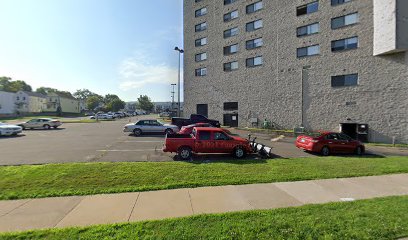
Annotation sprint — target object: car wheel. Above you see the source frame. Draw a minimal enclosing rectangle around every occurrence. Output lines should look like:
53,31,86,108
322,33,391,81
233,147,246,159
43,124,51,130
321,146,330,156
133,129,142,136
178,147,192,160
53,126,58,129
165,128,173,135
356,146,364,156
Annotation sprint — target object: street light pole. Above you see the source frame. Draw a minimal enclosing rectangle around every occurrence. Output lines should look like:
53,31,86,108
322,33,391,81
171,83,176,111
174,47,184,117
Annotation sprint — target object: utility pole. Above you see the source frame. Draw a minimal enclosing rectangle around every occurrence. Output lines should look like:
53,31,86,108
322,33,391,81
174,47,184,117
171,83,176,111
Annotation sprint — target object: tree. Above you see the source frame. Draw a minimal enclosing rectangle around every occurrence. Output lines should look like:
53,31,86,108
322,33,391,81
0,77,32,92
73,89,96,100
106,99,126,112
137,95,154,112
103,94,120,104
86,95,103,111
36,87,73,98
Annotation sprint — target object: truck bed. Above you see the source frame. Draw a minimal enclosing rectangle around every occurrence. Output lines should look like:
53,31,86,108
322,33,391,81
166,133,191,139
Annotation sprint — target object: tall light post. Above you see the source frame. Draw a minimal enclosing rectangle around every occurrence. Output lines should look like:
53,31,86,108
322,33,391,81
174,46,184,117
171,83,176,111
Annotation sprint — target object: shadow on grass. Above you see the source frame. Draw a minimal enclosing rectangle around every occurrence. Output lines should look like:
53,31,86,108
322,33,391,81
304,150,386,158
172,153,277,164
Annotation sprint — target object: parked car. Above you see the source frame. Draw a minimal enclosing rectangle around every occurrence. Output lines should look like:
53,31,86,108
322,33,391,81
159,112,171,118
163,127,252,160
171,114,221,128
113,112,122,118
90,114,113,120
0,122,23,136
295,132,365,156
123,119,179,136
17,118,62,130
179,123,214,135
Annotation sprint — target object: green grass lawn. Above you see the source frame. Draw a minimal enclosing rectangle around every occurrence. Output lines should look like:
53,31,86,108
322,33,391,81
367,143,408,148
1,196,407,239
0,156,407,200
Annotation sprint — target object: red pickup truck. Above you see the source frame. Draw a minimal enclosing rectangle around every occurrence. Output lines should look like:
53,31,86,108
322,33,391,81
163,127,253,160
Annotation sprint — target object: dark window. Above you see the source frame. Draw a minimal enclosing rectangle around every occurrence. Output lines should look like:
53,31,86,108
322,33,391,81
246,1,262,14
195,0,203,2
325,133,339,140
195,7,207,17
195,37,207,47
297,45,320,57
195,22,207,32
224,44,238,55
224,0,237,5
198,131,211,140
331,0,352,6
214,132,229,140
331,74,358,87
224,10,238,22
136,120,146,125
223,61,238,72
191,115,206,121
195,68,207,76
297,1,318,16
297,23,319,37
224,102,238,111
224,27,239,38
331,37,358,51
195,52,207,62
246,56,263,67
246,38,263,49
246,19,262,32
338,133,352,140
331,13,358,29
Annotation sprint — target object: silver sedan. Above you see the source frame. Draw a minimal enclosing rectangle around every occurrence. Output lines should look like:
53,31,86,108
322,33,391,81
123,119,179,136
18,118,62,130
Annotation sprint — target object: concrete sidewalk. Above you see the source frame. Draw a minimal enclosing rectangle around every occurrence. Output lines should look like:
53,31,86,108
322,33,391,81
1,174,407,233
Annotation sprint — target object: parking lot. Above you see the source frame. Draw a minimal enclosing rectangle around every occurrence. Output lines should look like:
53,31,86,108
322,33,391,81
0,116,407,166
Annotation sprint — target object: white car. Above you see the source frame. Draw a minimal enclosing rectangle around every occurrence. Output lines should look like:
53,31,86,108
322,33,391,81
0,122,23,136
90,114,113,120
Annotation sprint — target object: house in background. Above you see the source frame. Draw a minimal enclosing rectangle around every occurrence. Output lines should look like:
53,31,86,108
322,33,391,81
15,91,46,114
43,92,80,114
0,91,16,116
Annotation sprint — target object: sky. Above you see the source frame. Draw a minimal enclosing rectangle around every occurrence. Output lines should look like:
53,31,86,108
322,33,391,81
0,0,184,102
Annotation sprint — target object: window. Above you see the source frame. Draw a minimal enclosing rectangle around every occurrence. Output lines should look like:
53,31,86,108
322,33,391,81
331,74,358,87
246,56,262,67
331,0,352,6
16,97,20,101
195,52,207,62
195,7,207,17
224,27,239,38
224,44,238,55
195,37,207,47
297,45,320,57
195,0,203,2
246,1,262,14
224,0,237,5
195,22,207,32
331,37,358,51
246,38,263,49
331,13,358,29
224,10,238,22
224,102,238,111
297,23,319,37
297,1,318,16
198,131,211,140
224,61,238,72
195,68,207,76
214,132,229,140
246,19,262,32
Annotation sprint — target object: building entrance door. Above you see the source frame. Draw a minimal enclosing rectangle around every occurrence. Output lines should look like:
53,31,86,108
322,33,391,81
223,114,238,127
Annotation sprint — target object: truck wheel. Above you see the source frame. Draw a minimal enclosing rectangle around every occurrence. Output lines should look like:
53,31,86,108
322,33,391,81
233,147,246,159
178,147,192,160
133,129,142,136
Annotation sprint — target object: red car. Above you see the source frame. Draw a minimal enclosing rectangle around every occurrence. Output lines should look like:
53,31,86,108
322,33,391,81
163,127,253,160
179,123,213,135
295,132,365,156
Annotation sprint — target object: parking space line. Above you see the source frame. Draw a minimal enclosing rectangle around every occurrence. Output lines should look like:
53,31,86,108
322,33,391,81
123,141,164,143
97,149,158,152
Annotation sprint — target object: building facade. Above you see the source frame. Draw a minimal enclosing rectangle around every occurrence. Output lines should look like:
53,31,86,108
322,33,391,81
184,0,408,143
0,91,16,116
15,91,47,114
43,92,80,114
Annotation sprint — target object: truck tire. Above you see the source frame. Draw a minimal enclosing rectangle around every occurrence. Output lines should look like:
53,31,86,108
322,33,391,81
233,146,246,159
178,147,192,161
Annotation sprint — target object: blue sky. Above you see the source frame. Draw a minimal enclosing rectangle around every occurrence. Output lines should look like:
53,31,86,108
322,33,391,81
0,0,183,102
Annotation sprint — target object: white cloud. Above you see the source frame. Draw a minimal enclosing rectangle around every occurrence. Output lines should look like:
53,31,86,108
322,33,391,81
118,52,182,90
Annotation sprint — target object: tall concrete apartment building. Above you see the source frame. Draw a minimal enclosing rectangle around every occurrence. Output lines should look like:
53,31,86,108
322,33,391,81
183,0,408,143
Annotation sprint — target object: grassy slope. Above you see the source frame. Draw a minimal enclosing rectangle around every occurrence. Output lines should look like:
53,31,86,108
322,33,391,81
1,196,407,239
0,156,407,200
